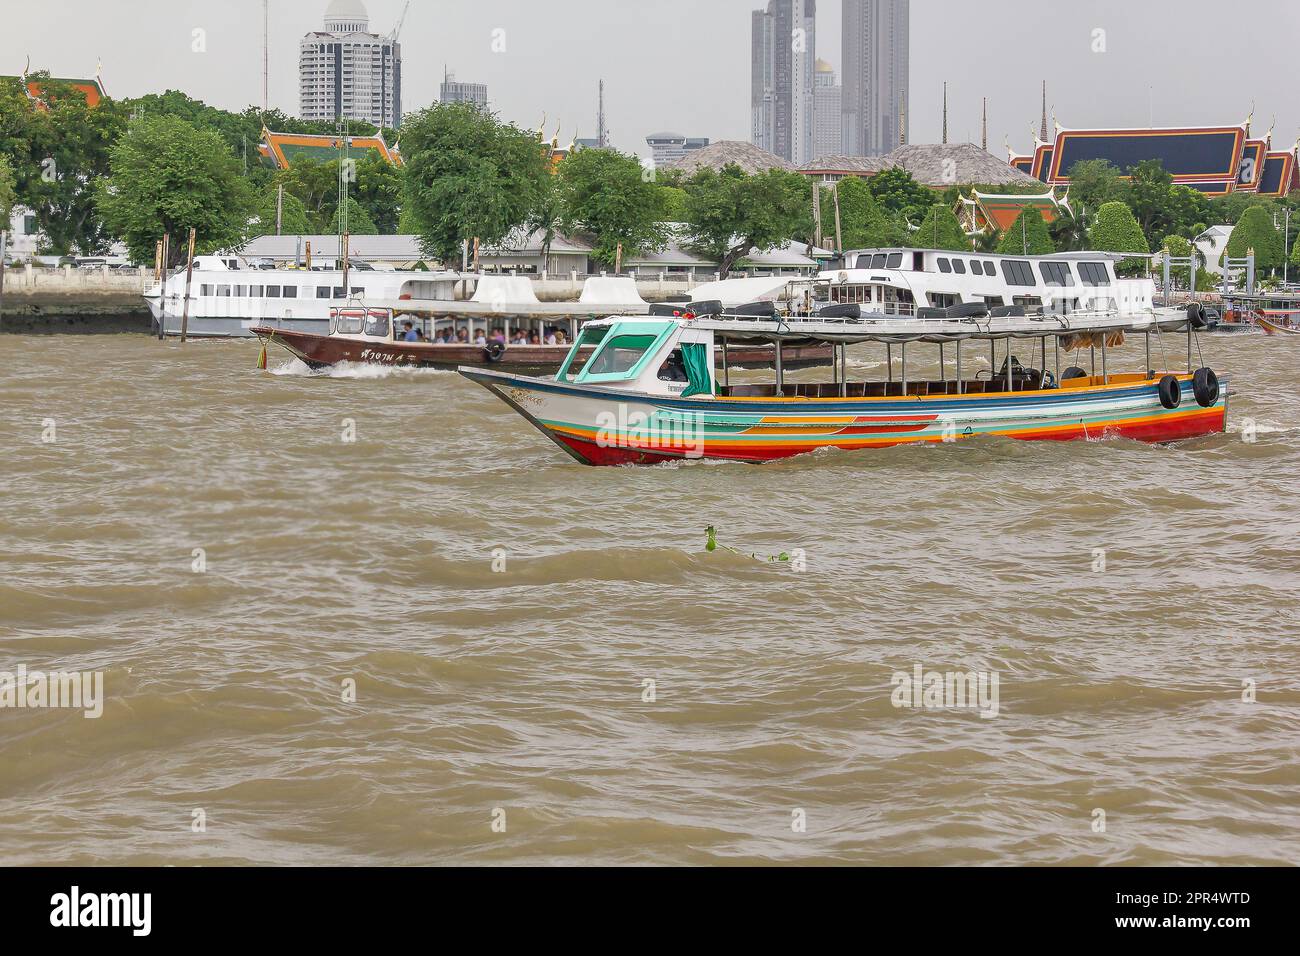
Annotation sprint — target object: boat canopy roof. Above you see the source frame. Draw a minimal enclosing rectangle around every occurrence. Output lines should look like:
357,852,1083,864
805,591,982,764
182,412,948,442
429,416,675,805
689,309,1194,345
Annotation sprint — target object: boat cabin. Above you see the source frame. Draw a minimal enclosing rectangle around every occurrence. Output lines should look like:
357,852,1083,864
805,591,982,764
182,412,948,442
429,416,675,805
818,248,1154,318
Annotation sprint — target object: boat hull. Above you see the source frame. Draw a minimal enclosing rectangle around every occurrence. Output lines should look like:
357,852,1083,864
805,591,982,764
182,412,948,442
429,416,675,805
254,327,832,372
1258,317,1300,336
459,368,1229,466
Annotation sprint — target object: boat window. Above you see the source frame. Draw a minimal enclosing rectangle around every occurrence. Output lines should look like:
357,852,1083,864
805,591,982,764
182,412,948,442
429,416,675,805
1013,296,1043,313
587,334,659,376
557,325,610,380
201,284,214,295
981,295,1007,306
953,260,967,275
334,312,365,334
233,285,247,297
364,312,390,337
317,286,332,299
1001,260,1036,286
1078,262,1110,286
983,261,997,273
334,287,345,298
970,261,983,275
887,253,903,269
657,349,689,383
351,287,364,296
929,292,960,308
266,286,281,298
937,258,952,274
1039,262,1076,287
870,253,887,268
250,285,264,297
282,285,297,298
216,285,231,297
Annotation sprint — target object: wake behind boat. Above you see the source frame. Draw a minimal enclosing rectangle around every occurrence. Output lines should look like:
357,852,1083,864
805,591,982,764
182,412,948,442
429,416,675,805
459,249,1228,466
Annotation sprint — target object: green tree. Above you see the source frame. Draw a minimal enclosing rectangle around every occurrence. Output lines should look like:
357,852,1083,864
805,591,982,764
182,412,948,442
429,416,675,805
273,157,339,231
868,165,935,222
834,176,900,249
1225,205,1284,273
401,102,551,263
331,196,378,235
656,184,689,223
96,115,254,266
997,207,1056,255
1048,205,1089,251
1064,159,1124,216
683,165,811,277
350,152,402,234
1124,161,1211,245
0,155,15,225
252,188,312,236
912,203,970,251
558,147,667,268
2,73,128,254
1089,201,1149,275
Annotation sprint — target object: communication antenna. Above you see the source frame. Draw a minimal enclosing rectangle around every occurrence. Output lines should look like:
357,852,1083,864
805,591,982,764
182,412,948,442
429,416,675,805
597,80,608,149
262,0,269,116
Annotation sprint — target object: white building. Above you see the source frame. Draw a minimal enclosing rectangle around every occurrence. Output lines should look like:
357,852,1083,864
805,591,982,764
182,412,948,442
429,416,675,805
645,133,711,168
842,0,910,156
5,207,43,258
813,59,842,161
299,0,402,130
440,70,488,109
1194,225,1234,276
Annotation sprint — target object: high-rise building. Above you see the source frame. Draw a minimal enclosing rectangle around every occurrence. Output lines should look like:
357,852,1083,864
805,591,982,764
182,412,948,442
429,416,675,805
813,59,842,161
440,70,488,109
299,0,402,129
751,0,817,164
646,133,711,168
842,0,909,156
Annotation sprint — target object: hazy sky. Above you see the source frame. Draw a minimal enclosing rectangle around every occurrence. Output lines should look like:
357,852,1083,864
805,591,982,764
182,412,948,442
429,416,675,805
4,0,1297,159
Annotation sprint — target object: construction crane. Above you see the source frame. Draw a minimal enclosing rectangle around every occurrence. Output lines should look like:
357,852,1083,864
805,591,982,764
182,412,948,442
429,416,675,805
390,0,411,44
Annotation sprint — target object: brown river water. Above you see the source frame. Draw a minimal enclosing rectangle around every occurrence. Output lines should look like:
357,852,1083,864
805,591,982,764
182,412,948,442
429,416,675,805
1,331,1298,866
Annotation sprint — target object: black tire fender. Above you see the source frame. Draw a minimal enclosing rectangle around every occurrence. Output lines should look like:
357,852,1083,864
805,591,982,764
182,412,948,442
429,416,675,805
1158,374,1182,409
1192,367,1219,407
484,342,506,363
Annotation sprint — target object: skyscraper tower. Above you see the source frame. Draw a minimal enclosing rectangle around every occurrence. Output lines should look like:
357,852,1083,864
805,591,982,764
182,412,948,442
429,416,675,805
841,0,910,157
751,0,817,164
1040,81,1049,142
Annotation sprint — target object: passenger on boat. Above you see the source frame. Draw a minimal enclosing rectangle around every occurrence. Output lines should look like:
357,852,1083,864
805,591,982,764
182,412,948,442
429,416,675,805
474,329,488,346
528,331,541,345
402,321,419,342
543,328,558,345
455,329,470,344
510,330,528,345
489,327,507,345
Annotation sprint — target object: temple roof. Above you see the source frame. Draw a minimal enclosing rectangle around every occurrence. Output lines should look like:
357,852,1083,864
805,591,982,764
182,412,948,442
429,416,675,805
957,189,1069,235
259,128,402,170
3,74,107,109
667,141,794,175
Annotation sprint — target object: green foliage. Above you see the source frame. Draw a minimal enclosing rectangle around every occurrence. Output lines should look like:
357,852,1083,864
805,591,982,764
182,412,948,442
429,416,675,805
401,102,551,263
558,147,667,267
834,176,901,249
682,165,811,277
1210,191,1279,226
331,196,377,236
1048,206,1088,251
1123,161,1211,245
273,157,338,230
350,152,403,234
1089,201,1149,275
996,208,1055,256
1063,159,1124,214
0,154,15,224
1160,234,1204,289
655,184,689,223
912,204,970,251
868,165,935,222
253,188,312,235
1226,205,1284,273
96,115,254,266
0,72,129,254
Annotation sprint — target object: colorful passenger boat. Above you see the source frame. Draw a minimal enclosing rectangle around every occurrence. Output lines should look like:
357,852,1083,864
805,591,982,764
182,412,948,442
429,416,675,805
459,250,1228,466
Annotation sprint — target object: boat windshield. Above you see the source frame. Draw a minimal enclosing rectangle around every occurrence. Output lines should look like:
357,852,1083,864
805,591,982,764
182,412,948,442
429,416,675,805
334,311,365,335
364,311,391,338
557,325,610,381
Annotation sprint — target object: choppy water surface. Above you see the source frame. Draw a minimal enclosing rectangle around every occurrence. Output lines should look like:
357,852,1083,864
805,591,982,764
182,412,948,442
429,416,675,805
1,331,1297,865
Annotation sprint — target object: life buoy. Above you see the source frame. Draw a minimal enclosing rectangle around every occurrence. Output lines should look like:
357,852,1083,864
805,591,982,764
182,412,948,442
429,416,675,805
1187,303,1208,330
1158,375,1182,409
484,342,506,363
1192,367,1219,407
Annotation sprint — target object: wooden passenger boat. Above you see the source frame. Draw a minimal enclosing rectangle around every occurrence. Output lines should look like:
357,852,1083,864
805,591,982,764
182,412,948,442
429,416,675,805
1256,312,1300,335
252,307,830,373
458,250,1228,466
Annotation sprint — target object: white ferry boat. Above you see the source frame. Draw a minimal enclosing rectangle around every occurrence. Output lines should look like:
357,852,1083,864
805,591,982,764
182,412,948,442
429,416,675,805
143,255,461,338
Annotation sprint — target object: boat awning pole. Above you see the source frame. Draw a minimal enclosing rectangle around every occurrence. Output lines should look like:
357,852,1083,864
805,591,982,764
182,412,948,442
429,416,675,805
1040,336,1047,388
722,340,729,389
775,339,784,394
939,342,946,393
956,339,963,395
1090,345,1096,377
1006,341,1013,393
1054,335,1060,384
1101,332,1108,385
1145,331,1151,374
901,342,908,394
886,343,893,382
1186,322,1193,372
839,344,847,397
